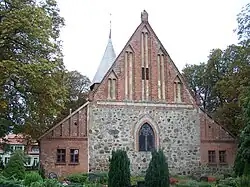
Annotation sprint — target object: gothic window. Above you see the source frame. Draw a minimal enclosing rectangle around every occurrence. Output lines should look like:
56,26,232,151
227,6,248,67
139,123,155,151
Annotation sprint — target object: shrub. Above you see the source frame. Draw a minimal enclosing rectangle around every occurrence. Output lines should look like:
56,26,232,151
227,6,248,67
3,150,26,180
38,164,46,179
43,179,62,187
130,176,144,185
30,181,44,187
108,149,130,187
24,171,43,186
0,175,23,187
145,149,170,187
66,173,88,184
217,177,239,187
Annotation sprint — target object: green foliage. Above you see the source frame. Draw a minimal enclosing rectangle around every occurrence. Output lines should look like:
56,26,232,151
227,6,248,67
145,149,170,187
234,88,250,176
38,164,46,179
217,177,239,187
42,179,62,187
3,150,26,180
176,180,212,187
30,181,45,187
0,0,67,139
66,173,88,184
108,149,131,187
0,175,23,187
182,3,250,137
24,171,43,186
130,176,144,185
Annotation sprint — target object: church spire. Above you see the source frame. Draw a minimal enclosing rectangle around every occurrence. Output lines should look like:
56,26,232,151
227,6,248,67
90,14,116,86
109,13,112,39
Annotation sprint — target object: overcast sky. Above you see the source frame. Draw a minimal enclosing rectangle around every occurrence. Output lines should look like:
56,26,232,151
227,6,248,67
57,0,248,81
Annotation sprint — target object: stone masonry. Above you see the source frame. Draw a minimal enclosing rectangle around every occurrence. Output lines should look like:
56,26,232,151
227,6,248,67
89,102,200,175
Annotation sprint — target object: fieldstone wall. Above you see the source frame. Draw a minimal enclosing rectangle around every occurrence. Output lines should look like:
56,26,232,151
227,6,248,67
88,103,200,175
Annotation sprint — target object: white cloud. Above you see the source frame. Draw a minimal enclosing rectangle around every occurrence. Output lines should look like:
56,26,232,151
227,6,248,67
57,0,248,80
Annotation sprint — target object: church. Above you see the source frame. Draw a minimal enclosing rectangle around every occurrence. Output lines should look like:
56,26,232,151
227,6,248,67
38,10,237,177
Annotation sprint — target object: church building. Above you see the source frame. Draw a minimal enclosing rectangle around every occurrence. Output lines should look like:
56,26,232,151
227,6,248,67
38,11,237,177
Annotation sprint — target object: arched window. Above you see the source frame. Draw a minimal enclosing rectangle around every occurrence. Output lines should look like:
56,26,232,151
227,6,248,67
139,123,155,151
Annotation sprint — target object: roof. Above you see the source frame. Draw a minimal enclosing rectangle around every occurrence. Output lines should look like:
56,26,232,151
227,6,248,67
0,134,24,145
91,32,116,86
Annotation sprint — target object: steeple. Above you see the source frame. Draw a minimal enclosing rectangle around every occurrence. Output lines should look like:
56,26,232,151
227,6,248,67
91,16,116,86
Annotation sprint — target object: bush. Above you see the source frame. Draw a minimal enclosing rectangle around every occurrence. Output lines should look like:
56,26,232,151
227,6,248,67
3,150,26,180
0,175,23,187
108,150,130,187
43,179,62,187
30,181,44,187
145,149,170,187
217,177,239,187
24,171,43,186
66,173,88,184
130,176,144,185
38,164,46,179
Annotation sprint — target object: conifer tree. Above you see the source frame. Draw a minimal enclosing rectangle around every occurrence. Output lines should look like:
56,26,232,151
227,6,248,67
145,149,170,187
108,150,131,187
3,150,26,180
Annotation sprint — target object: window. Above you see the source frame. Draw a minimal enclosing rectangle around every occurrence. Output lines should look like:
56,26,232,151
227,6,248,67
26,157,31,165
139,123,155,151
219,151,226,163
31,146,39,153
208,150,216,163
70,149,79,163
142,67,149,80
57,149,66,163
33,158,38,166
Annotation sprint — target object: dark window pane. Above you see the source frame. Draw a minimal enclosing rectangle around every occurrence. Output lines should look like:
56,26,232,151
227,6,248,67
147,134,154,151
142,67,145,80
139,134,145,151
146,68,149,80
70,149,79,163
139,123,155,152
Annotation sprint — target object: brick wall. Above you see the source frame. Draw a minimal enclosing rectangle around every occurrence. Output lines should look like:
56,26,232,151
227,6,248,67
200,110,237,166
91,22,195,105
39,105,89,177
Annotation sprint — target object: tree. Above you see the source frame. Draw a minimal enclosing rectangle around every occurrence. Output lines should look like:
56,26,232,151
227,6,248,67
182,44,250,136
61,71,90,116
108,150,131,187
236,3,250,42
145,149,170,187
0,0,68,138
234,88,250,177
3,150,26,180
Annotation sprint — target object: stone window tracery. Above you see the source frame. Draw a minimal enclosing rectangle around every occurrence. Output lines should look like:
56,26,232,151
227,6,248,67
139,123,155,151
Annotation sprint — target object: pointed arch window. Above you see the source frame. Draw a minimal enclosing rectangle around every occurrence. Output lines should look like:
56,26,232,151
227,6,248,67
139,123,155,151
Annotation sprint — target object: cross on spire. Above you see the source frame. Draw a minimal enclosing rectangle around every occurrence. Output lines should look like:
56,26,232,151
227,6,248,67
109,13,112,39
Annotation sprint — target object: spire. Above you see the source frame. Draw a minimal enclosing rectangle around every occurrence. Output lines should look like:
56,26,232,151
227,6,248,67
91,16,116,86
109,13,112,39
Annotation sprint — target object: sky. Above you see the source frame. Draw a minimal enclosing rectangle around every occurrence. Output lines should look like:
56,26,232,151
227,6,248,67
57,0,249,81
